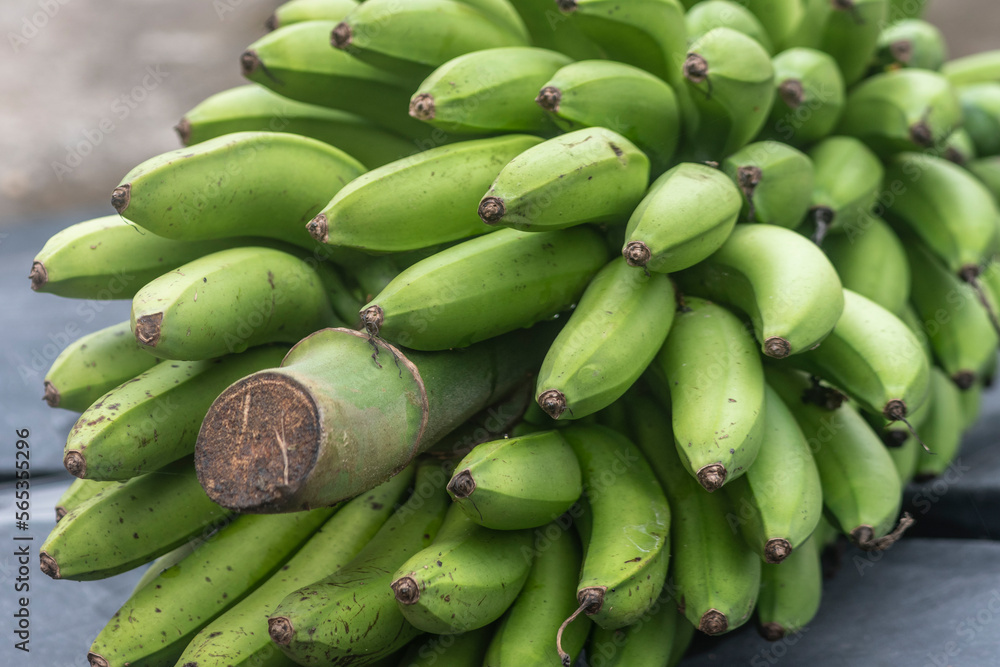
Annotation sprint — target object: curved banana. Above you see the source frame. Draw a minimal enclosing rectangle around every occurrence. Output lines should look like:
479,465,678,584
968,156,1000,200
942,49,1000,86
756,531,822,641
587,593,682,665
914,367,965,479
685,0,774,54
805,135,884,243
266,0,357,29
821,216,910,316
959,83,1000,158
762,47,844,146
54,478,120,522
721,140,815,228
506,0,604,60
873,19,946,72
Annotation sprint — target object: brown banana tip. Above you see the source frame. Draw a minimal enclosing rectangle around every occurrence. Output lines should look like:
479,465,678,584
87,652,110,667
264,13,278,31
944,147,967,166
556,0,577,12
111,184,131,214
39,552,60,579
535,86,562,112
391,576,420,604
447,469,476,499
360,305,384,336
881,429,909,448
764,538,792,564
240,50,261,77
959,264,981,282
64,450,87,478
578,587,606,614
55,506,67,522
175,117,191,146
537,389,567,420
953,371,976,390
478,196,505,225
759,622,787,642
268,616,295,646
778,79,805,108
331,22,352,49
43,381,60,408
852,513,915,551
699,609,729,635
623,241,651,268
29,261,48,291
763,337,791,359
913,471,937,482
890,39,913,64
883,399,907,421
409,93,435,121
696,463,727,492
909,120,933,148
737,165,762,191
683,53,709,83
306,213,329,243
135,312,163,347
832,0,855,9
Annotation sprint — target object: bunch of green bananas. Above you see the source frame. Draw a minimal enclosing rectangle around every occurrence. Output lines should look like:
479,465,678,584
31,0,1000,664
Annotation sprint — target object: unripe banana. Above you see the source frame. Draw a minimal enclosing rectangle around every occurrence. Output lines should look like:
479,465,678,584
63,345,287,481
887,0,927,20
721,141,815,228
723,383,823,562
400,625,495,666
391,506,533,634
821,216,910,316
535,258,676,419
331,0,527,80
819,0,889,85
622,162,742,272
675,223,845,358
39,457,233,581
939,127,978,166
360,227,607,350
743,0,805,51
536,60,681,175
478,127,650,231
685,0,774,54
309,135,541,252
266,0,357,29
410,47,572,134
958,83,1000,158
447,430,582,530
681,27,775,161
669,609,696,666
959,379,985,430
652,296,765,491
451,0,533,43
628,394,760,636
914,366,965,479
942,49,1000,86
763,48,845,146
837,68,962,156
113,132,365,249
873,19,946,72
804,135,884,243
54,478,120,522
756,530,822,641
587,591,682,666
968,156,1000,201
42,321,157,412
130,540,200,596
506,0,604,60
888,428,920,485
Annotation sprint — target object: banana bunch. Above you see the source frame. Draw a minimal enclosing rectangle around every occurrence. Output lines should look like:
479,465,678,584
30,0,1000,665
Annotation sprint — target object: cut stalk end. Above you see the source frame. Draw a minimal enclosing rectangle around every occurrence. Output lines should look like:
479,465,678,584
111,184,131,214
409,93,435,121
306,213,329,243
175,117,192,146
87,652,110,667
699,609,729,635
268,616,295,646
29,261,48,291
447,469,476,499
391,576,420,604
64,450,87,479
623,241,651,268
239,50,260,77
39,552,60,579
536,86,562,112
43,381,59,408
478,196,506,225
765,538,792,564
135,312,163,348
763,337,791,359
696,463,727,492
331,22,352,49
684,53,709,84
537,389,567,420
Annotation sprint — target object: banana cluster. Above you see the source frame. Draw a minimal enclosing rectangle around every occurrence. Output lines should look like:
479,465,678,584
30,0,1000,665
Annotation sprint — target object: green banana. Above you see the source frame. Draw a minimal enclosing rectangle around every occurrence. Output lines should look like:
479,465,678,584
914,366,965,479
621,162,743,272
959,379,985,430
175,469,414,667
674,223,845,358
669,610,696,666
968,156,1000,201
723,383,823,562
721,141,815,228
400,625,495,666
958,83,1000,157
765,367,909,550
39,457,233,581
410,47,572,134
177,84,416,168
535,60,681,175
785,289,931,424
87,509,333,667
559,425,671,632
506,0,604,60
942,49,1000,86
308,135,542,252
940,127,978,166
63,345,287,481
873,19,947,72
130,246,343,360
681,27,775,161
451,0,533,43
629,394,760,636
54,478,120,521
787,0,887,86
112,131,365,249
331,0,528,80
821,216,910,316
360,227,607,350
756,530,822,641
804,135,884,243
587,593,681,666
887,0,927,20
267,459,449,665
478,127,651,231
43,320,157,412
484,523,590,666
743,0,805,51
391,505,533,634
446,430,582,530
888,427,920,485
130,540,200,595
535,258,676,420
266,0,358,29
763,47,845,146
836,68,962,156
652,296,765,491
685,0,774,54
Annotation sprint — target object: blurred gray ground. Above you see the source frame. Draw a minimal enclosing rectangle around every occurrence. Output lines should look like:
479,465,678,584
0,0,995,228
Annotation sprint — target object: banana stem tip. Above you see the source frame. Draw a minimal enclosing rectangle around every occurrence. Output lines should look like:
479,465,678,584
697,464,727,492
111,184,131,214
87,652,110,667
537,389,567,420
447,469,476,498
409,94,435,121
536,86,562,112
268,616,295,646
699,609,729,635
29,261,48,291
478,197,505,225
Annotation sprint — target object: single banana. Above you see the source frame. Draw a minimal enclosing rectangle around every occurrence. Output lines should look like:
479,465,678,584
391,505,533,634
680,27,775,161
360,227,607,351
762,48,845,146
112,132,365,249
721,140,815,228
54,478,120,522
63,345,288,481
628,394,760,636
674,223,845,358
587,592,682,666
873,19,947,72
266,0,358,29
723,383,823,562
968,156,1000,201
400,625,495,666
409,47,572,134
756,530,822,641
958,83,1000,158
651,296,765,491
804,135,884,243
821,216,910,316
451,0,533,43
447,430,582,530
621,162,743,273
941,49,1000,86
535,258,676,420
308,135,542,252
914,366,965,479
129,540,200,595
506,0,604,60
536,60,681,175
267,459,449,665
669,610,696,667
43,320,158,412
39,457,233,581
817,0,888,85
743,0,805,51
478,127,651,231
685,0,774,54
